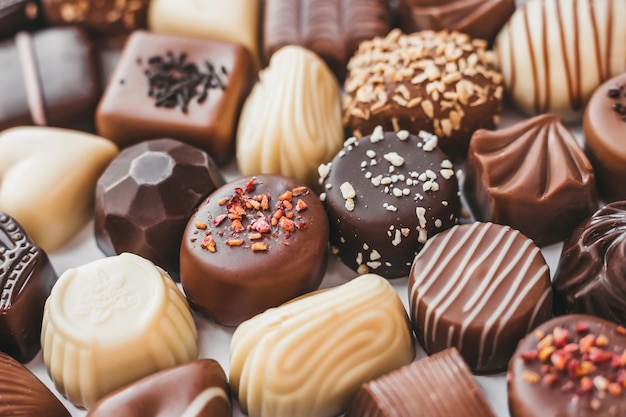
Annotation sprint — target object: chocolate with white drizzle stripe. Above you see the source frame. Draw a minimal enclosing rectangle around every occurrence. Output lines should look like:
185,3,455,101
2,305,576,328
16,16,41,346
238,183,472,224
408,222,552,374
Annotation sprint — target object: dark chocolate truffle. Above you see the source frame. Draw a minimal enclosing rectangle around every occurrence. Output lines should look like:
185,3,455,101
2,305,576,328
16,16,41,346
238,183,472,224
319,128,461,279
95,138,225,280
0,212,57,363
553,202,626,325
508,314,626,417
584,71,626,203
346,348,495,417
464,113,598,247
180,175,329,327
409,222,553,373
343,29,503,157
87,359,230,417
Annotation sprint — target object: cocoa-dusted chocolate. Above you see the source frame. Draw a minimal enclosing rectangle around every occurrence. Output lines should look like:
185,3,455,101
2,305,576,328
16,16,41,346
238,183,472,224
343,29,503,157
397,0,515,45
263,0,391,81
553,202,626,325
0,0,44,39
0,351,70,417
95,138,225,280
180,175,329,327
409,222,552,373
464,113,598,247
87,359,230,417
0,213,57,363
584,72,626,202
319,128,461,279
346,348,495,417
508,314,626,417
96,30,253,165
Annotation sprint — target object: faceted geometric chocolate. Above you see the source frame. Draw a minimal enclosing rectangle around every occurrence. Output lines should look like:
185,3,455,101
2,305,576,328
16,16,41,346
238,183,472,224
95,138,225,280
464,113,598,247
87,359,230,417
553,202,626,325
346,347,495,417
409,222,553,373
508,314,626,417
0,351,70,417
0,213,57,363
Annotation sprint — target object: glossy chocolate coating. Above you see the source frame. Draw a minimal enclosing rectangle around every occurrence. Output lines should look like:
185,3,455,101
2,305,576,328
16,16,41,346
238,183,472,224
0,27,100,131
584,72,626,202
96,30,253,165
553,202,626,325
87,359,230,417
0,213,57,363
320,130,461,279
346,348,495,417
263,0,391,81
180,175,329,327
464,113,598,247
95,138,225,281
409,222,553,373
0,0,43,39
0,351,70,417
508,314,626,417
397,0,515,45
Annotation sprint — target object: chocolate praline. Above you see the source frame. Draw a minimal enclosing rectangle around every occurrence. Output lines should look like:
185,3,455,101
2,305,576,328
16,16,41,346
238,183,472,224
180,175,329,327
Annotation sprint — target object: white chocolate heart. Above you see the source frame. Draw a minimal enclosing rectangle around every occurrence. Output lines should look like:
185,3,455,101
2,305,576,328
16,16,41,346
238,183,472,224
0,127,118,252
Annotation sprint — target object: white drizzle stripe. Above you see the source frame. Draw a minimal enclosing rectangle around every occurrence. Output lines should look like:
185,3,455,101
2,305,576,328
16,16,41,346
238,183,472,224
527,286,552,332
180,387,229,417
14,32,47,126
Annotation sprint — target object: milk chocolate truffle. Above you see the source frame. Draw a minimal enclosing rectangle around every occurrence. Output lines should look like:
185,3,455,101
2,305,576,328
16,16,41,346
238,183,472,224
320,128,461,279
0,213,57,363
87,359,230,417
237,46,343,188
230,274,415,417
553,202,626,325
343,29,503,157
180,175,329,327
0,0,43,39
495,0,626,123
0,27,100,132
263,0,391,81
96,30,253,165
397,0,515,45
584,72,626,202
346,348,495,417
0,352,70,417
464,113,598,247
409,222,553,373
0,127,118,253
41,253,198,408
95,138,225,280
508,315,626,417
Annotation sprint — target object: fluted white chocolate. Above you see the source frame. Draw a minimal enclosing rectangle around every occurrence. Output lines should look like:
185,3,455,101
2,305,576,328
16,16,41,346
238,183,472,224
236,46,343,188
495,0,626,122
230,274,414,417
41,253,198,408
0,127,118,252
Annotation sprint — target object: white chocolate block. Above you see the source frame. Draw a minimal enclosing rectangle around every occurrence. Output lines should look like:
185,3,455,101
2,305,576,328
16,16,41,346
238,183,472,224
41,253,198,408
495,0,626,123
230,274,415,417
236,46,343,188
0,126,118,252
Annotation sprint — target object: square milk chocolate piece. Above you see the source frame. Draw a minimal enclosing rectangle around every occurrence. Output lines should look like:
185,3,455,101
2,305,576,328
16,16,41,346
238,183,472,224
96,31,253,164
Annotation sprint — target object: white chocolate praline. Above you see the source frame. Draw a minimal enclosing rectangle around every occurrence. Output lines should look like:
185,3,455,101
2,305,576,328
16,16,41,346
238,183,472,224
41,253,198,408
236,46,343,188
495,0,626,123
229,274,415,417
0,126,118,252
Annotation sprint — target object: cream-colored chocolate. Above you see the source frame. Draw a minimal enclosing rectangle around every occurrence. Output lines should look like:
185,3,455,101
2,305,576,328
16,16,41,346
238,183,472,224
230,274,415,417
41,253,198,408
495,0,626,123
0,127,118,252
236,46,343,188
147,0,259,65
